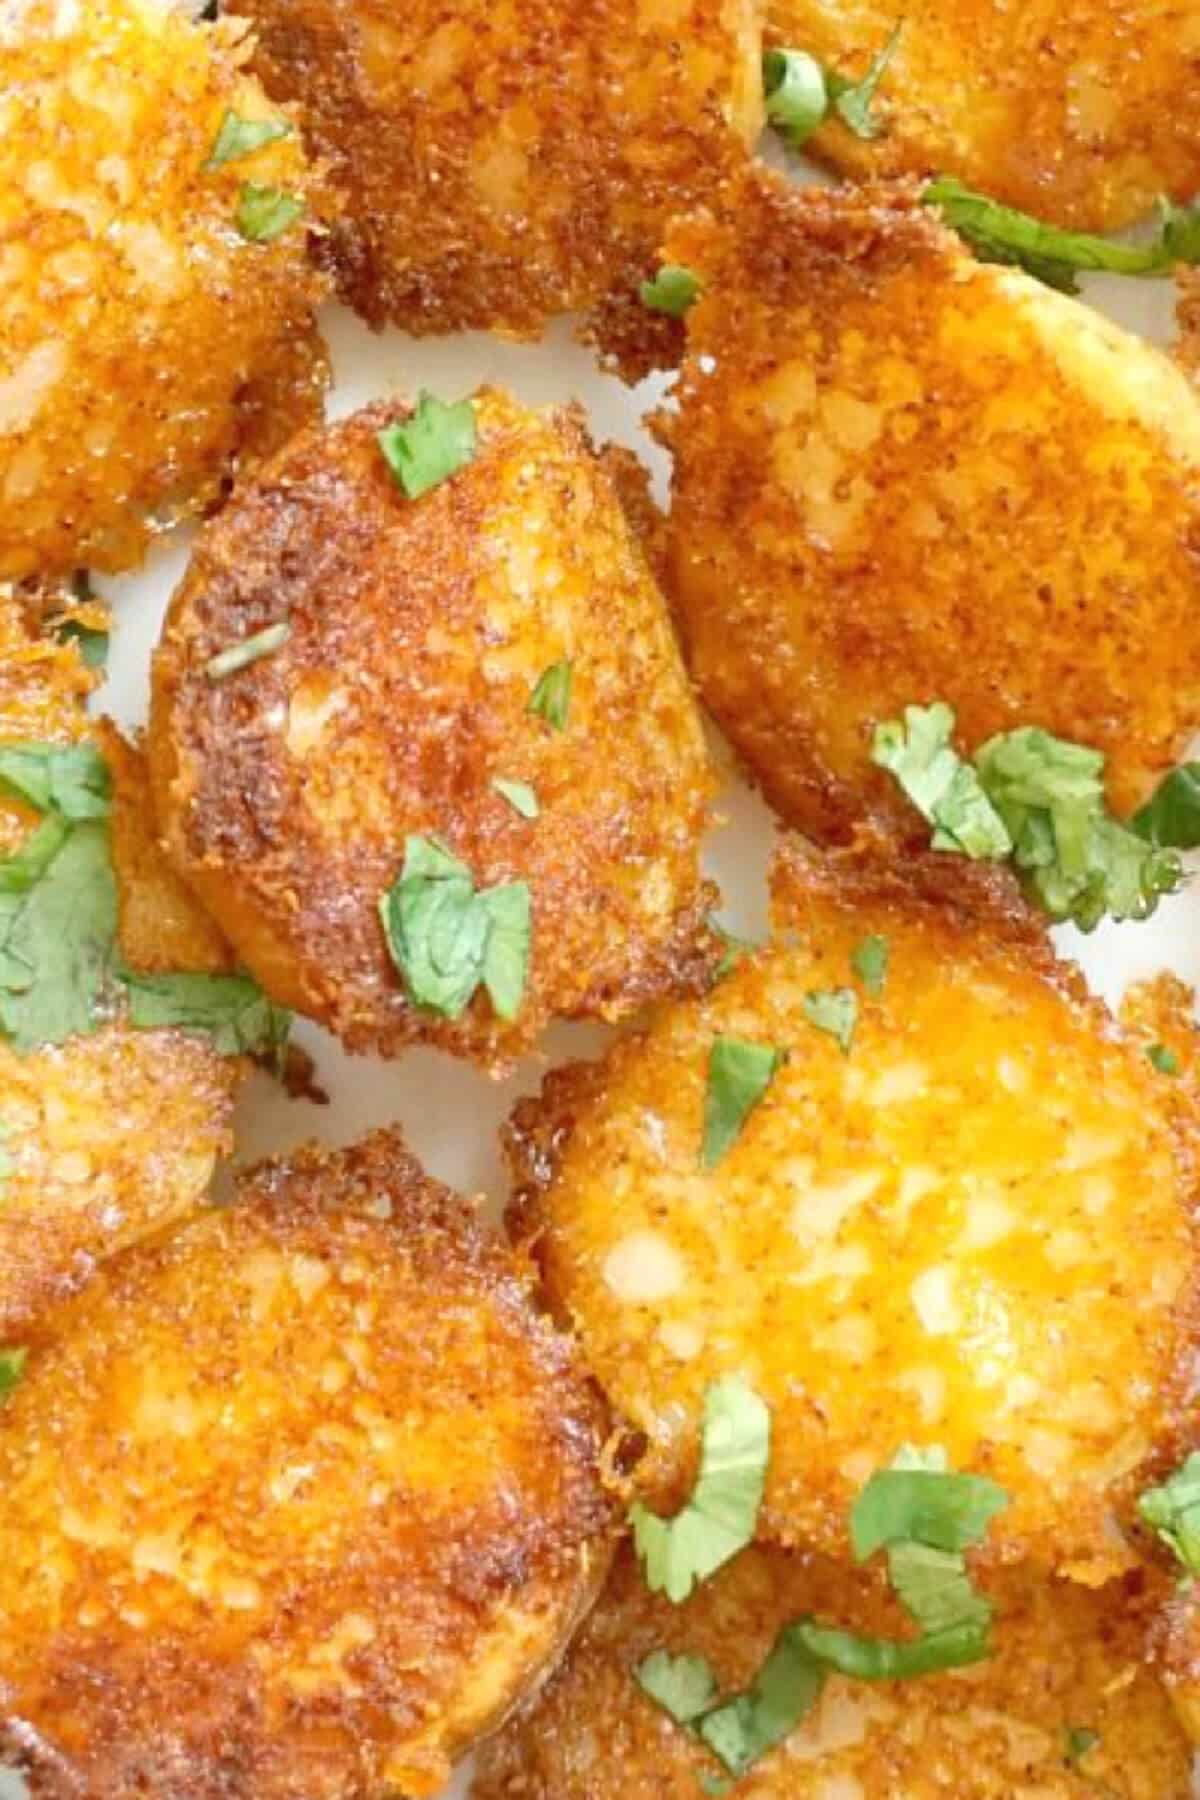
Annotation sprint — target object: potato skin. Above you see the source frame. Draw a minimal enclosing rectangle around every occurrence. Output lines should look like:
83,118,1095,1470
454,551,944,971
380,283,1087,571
659,171,1200,840
228,0,761,354
507,838,1200,1582
0,0,330,580
767,0,1200,232
150,388,718,1071
475,1543,1191,1798
0,1129,613,1799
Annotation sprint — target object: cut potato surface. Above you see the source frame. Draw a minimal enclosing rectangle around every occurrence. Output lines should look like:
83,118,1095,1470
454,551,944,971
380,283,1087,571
660,172,1200,841
229,0,761,356
150,388,717,1071
475,1543,1191,1797
0,1130,612,1799
767,0,1200,231
0,0,329,579
508,840,1199,1581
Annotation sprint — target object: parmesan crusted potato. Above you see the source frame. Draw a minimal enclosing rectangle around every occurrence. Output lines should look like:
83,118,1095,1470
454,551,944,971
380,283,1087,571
227,0,761,359
659,171,1200,840
150,388,718,1072
474,1544,1191,1797
0,589,239,1339
767,0,1200,232
0,1130,612,1799
507,840,1199,1583
0,0,330,580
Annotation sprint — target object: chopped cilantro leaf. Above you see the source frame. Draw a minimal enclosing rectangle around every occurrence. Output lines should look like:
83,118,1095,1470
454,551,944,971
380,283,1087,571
826,21,902,138
527,659,572,730
204,109,292,171
699,1624,825,1775
851,1465,1010,1562
711,920,755,982
802,986,858,1055
205,621,290,681
235,182,304,243
55,617,109,671
886,1539,992,1636
0,815,70,894
630,1376,769,1603
634,1649,719,1724
1131,763,1200,849
0,743,111,821
0,820,116,1053
0,1346,27,1398
1148,1043,1180,1076
639,265,702,316
701,1036,784,1168
377,392,477,500
119,969,291,1061
762,48,828,146
1065,1725,1099,1764
1138,1454,1200,1576
492,777,539,819
925,178,1200,294
793,1614,992,1680
871,703,1010,858
378,834,530,1023
850,933,888,996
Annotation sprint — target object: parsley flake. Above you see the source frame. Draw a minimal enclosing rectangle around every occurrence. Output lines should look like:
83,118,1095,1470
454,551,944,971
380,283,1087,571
491,777,539,820
378,834,531,1022
235,182,303,243
527,659,572,730
826,20,902,139
630,1376,769,1603
762,48,828,147
205,621,291,682
802,987,858,1055
871,702,1010,858
851,1462,1010,1562
1065,1725,1100,1765
711,920,755,982
55,617,109,670
0,1346,27,1398
1131,762,1200,849
377,392,477,500
634,1649,719,1724
699,1625,825,1775
1148,1043,1180,1076
639,265,702,316
1138,1454,1200,1576
850,933,888,996
0,820,116,1053
119,969,291,1061
701,1036,784,1167
204,109,292,171
0,743,111,821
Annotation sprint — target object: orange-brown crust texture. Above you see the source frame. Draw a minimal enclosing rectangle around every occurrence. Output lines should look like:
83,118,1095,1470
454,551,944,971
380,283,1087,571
0,0,331,580
766,0,1200,232
0,592,240,1341
506,837,1200,1583
229,0,762,364
474,1544,1192,1797
0,1129,613,1799
150,388,719,1072
658,169,1200,841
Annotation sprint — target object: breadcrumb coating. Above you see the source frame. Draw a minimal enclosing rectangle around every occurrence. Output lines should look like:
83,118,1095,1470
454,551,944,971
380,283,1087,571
475,1544,1191,1797
0,1130,612,1799
150,388,718,1071
767,0,1200,231
507,839,1200,1582
658,171,1200,840
0,0,330,579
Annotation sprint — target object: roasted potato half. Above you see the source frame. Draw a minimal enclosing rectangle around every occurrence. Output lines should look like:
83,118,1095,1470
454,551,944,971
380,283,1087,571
0,0,329,579
150,388,718,1072
228,0,761,356
507,839,1199,1583
0,1130,612,1799
659,171,1200,841
767,0,1200,232
475,1543,1191,1797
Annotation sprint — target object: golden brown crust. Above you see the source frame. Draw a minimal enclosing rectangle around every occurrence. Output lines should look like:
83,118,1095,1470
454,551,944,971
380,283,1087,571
149,388,718,1071
229,0,761,357
0,1129,613,1798
0,0,330,580
660,167,1200,839
767,0,1200,232
475,1544,1191,1797
508,838,1200,1580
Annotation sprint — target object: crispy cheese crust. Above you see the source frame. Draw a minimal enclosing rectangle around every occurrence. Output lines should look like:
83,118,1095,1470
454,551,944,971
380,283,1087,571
0,1130,612,1798
0,0,330,580
228,0,761,355
659,172,1200,840
766,0,1200,232
507,840,1200,1581
474,1544,1192,1797
149,389,718,1071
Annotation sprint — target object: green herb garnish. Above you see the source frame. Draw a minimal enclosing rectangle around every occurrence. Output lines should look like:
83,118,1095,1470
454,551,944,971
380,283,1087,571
205,109,292,171
0,743,111,821
205,621,291,682
377,392,477,500
1131,763,1200,849
762,48,828,146
527,659,573,731
640,265,702,316
634,1650,720,1724
1148,1043,1180,1076
235,182,303,242
1138,1453,1200,1576
492,777,539,820
630,1377,770,1603
119,969,291,1060
0,820,116,1053
55,617,109,671
698,1626,825,1776
850,933,888,996
872,702,1010,858
826,21,902,139
1065,1725,1100,1765
711,920,756,982
701,1036,784,1168
378,834,531,1022
0,1346,27,1398
802,987,858,1055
